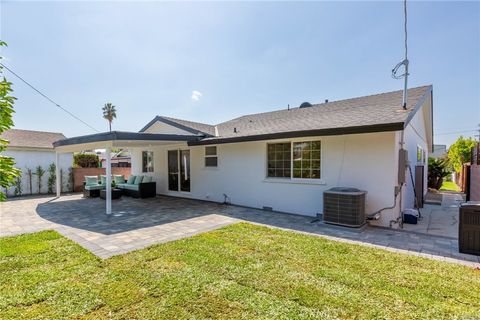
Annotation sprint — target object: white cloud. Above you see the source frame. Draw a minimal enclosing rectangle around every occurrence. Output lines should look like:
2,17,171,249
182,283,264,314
191,90,203,101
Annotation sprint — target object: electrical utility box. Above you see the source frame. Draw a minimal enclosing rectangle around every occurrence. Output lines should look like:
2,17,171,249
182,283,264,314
398,149,408,184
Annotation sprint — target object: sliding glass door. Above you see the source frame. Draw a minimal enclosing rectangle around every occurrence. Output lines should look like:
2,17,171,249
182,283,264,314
168,149,190,192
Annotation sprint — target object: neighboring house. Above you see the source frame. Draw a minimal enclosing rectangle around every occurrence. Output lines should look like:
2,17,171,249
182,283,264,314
430,144,447,159
54,85,433,228
100,150,131,168
1,129,73,195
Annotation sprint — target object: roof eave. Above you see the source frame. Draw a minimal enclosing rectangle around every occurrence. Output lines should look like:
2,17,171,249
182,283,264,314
188,122,404,146
53,131,202,147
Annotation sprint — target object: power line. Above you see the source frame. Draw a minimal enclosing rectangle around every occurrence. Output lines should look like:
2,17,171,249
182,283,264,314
0,62,100,133
434,129,477,136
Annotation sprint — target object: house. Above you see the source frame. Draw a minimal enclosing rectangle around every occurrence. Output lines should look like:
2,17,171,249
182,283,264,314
1,129,73,195
53,85,433,228
100,150,131,168
430,144,447,159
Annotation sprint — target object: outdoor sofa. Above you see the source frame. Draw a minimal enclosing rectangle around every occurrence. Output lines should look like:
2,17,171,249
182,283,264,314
83,175,156,198
117,175,156,198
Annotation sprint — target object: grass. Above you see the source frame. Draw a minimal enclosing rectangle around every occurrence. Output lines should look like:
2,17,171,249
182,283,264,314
440,181,461,192
1,223,479,319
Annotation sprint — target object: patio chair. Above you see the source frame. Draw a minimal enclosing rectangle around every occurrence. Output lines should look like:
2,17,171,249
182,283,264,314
83,175,105,198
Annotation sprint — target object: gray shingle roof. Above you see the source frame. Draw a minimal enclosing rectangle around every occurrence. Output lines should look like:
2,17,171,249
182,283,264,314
1,129,66,149
139,85,432,145
160,116,216,136
212,85,432,140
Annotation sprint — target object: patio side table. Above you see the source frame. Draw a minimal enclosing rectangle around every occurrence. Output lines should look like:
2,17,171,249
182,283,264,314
100,188,122,200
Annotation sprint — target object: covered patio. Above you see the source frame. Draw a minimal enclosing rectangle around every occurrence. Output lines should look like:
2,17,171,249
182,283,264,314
53,131,200,214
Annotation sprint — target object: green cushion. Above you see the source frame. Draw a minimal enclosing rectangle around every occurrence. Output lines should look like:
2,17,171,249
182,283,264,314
127,175,136,184
85,184,104,191
122,184,139,191
116,183,128,189
134,175,144,185
143,176,152,183
100,175,107,185
85,176,98,186
114,175,125,184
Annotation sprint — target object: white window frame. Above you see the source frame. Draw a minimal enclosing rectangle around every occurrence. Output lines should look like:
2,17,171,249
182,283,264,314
166,148,191,193
204,146,218,168
265,138,323,184
417,145,424,164
142,151,154,173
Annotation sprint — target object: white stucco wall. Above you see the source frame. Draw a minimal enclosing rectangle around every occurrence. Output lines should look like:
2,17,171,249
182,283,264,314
130,131,400,227
401,97,430,211
3,148,73,196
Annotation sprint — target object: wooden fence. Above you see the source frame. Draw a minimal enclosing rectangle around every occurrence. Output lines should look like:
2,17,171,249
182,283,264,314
469,143,480,201
72,167,131,192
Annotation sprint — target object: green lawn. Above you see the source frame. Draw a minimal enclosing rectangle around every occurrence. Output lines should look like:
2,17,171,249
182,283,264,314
1,223,479,319
440,181,461,192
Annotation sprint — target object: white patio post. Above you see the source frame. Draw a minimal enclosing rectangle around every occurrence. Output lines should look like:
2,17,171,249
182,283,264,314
106,145,112,215
55,152,61,197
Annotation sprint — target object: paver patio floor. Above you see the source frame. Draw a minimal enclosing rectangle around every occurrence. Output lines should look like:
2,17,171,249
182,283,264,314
1,194,478,266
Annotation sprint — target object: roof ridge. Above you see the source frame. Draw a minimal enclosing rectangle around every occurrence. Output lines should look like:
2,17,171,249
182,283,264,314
310,84,432,108
6,128,66,136
160,115,214,127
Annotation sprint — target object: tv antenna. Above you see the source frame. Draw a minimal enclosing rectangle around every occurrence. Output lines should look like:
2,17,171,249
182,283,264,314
391,0,409,110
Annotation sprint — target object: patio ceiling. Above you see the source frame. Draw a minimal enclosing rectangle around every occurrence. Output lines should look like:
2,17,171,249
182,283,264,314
53,131,202,153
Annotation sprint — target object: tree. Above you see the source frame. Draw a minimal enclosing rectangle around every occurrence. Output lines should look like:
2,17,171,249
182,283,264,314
47,163,56,194
35,166,45,194
0,41,21,201
26,167,33,195
102,102,117,132
428,157,451,190
448,136,476,172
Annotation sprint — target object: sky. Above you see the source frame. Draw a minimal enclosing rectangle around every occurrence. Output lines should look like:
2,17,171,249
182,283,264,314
1,1,479,147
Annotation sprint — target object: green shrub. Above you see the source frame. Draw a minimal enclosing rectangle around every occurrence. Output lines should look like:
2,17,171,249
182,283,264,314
74,154,99,168
47,163,56,194
428,157,451,190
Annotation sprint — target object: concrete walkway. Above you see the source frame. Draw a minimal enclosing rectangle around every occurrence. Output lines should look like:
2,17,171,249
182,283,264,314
402,193,463,238
0,194,479,267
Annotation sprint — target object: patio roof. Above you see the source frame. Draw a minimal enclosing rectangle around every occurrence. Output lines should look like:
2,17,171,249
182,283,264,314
53,131,202,153
52,131,203,214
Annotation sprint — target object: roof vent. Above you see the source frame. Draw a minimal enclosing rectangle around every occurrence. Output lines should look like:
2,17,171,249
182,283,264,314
299,102,312,108
325,99,329,103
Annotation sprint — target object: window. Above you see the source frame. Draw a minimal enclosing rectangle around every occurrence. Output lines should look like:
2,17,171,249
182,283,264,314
267,141,321,179
267,143,291,178
205,146,218,167
142,151,154,172
293,141,321,179
168,150,190,192
417,146,424,164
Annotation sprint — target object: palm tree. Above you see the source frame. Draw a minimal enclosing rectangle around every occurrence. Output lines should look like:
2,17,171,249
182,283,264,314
102,103,117,132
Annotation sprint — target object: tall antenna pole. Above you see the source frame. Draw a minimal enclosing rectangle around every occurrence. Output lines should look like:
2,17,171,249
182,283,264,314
392,0,409,110
402,0,409,110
